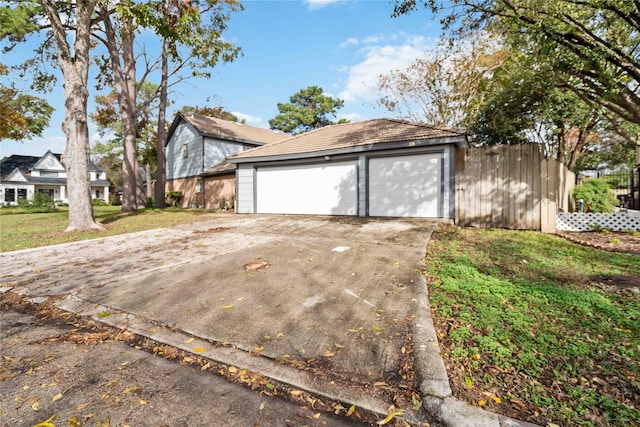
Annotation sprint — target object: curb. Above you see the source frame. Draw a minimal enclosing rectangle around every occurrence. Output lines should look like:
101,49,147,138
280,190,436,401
413,232,540,427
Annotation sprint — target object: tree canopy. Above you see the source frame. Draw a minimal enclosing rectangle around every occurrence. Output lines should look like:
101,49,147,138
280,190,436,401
393,0,640,135
269,86,347,135
0,64,53,141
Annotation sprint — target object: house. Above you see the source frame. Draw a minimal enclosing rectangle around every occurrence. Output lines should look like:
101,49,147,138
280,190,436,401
0,151,110,206
228,119,467,218
165,113,286,209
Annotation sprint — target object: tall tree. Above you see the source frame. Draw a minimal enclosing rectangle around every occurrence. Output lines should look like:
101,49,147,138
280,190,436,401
0,64,53,140
1,1,102,231
181,105,240,122
269,86,347,135
393,0,640,159
377,32,505,129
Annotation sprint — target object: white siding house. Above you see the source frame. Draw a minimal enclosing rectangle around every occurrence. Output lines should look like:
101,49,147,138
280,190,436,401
0,151,110,206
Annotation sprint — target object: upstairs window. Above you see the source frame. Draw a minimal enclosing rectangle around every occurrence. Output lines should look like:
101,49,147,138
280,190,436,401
41,171,58,177
182,143,189,158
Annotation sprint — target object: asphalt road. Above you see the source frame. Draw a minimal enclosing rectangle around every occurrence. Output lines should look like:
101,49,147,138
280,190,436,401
0,308,369,427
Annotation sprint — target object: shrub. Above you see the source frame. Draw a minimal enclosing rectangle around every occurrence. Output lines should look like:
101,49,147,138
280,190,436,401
166,190,183,207
573,179,618,213
146,197,155,208
20,192,57,213
92,198,107,206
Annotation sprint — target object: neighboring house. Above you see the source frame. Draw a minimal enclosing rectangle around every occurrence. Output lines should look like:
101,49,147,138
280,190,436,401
228,119,467,218
165,113,286,209
0,151,110,206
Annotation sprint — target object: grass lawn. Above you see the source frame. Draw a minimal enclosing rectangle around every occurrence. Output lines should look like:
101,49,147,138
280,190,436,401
425,225,639,427
0,205,220,252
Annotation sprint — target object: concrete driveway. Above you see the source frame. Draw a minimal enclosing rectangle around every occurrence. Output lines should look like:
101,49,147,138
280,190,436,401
5,214,514,425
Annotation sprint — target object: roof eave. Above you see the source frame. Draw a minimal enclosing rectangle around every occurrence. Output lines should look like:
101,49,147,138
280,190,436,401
228,135,467,164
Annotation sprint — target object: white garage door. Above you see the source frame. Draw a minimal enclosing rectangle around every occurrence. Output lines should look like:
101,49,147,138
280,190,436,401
256,162,358,215
368,154,441,217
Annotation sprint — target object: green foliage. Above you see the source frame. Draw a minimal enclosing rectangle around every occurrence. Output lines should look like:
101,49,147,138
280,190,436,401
166,190,183,207
426,226,639,426
91,198,107,206
572,179,618,213
269,86,347,135
18,192,57,213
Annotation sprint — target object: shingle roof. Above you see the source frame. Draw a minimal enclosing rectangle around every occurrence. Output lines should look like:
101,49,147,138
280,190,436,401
0,155,40,181
177,113,287,145
228,118,466,161
201,160,235,176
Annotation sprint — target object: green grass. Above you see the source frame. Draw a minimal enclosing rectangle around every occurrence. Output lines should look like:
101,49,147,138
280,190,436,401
0,205,220,252
426,225,639,427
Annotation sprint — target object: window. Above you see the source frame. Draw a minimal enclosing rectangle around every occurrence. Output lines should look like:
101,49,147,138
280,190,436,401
95,190,101,198
5,188,15,203
182,143,189,158
41,171,58,177
17,188,26,200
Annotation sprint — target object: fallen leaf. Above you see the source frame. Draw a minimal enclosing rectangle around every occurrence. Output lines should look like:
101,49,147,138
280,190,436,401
31,414,55,427
201,362,211,371
122,387,136,394
75,403,88,410
491,396,502,404
222,305,233,309
372,325,381,332
137,398,148,405
193,347,205,353
259,402,265,411
478,400,486,407
377,405,404,425
244,261,270,271
185,338,195,344
289,390,304,396
228,366,238,373
314,413,321,419
323,351,335,357
52,392,63,402
31,401,39,410
347,405,356,416
347,329,359,333
334,343,344,349
254,346,265,353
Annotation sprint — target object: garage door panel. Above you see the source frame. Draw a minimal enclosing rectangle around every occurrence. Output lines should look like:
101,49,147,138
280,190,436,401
369,154,440,217
257,162,357,215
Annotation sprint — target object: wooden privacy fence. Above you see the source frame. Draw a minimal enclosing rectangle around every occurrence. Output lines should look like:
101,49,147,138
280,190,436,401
455,144,574,232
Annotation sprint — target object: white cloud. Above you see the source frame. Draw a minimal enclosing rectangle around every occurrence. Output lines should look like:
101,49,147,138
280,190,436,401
338,35,435,103
338,112,363,122
338,37,359,49
305,0,342,10
232,111,267,128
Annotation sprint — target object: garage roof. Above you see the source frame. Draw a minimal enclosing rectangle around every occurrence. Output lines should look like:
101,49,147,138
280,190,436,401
228,118,466,162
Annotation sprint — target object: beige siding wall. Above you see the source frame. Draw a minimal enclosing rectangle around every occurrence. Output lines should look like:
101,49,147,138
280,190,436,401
166,174,235,210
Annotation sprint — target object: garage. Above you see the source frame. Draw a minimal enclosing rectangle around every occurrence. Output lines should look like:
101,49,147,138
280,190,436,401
368,154,440,217
256,161,358,215
229,119,466,218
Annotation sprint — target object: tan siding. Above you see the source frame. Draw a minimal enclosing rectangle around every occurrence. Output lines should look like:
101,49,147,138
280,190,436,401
166,175,236,209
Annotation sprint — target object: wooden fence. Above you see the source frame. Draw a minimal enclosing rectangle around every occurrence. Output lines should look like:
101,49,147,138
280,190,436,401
455,144,575,232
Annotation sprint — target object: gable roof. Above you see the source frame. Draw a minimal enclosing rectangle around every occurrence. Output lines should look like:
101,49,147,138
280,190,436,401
228,118,467,162
1,151,104,182
169,113,288,146
0,155,40,181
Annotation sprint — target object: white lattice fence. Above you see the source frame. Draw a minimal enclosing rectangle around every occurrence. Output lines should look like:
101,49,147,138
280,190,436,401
557,212,640,231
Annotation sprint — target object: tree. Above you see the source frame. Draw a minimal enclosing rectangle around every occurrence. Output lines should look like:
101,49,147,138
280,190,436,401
377,32,505,129
393,0,640,160
181,105,241,122
91,82,164,200
269,86,347,135
469,53,604,171
0,64,53,140
1,1,102,231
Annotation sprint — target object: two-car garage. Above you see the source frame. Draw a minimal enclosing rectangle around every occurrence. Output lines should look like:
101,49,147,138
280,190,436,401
231,119,466,219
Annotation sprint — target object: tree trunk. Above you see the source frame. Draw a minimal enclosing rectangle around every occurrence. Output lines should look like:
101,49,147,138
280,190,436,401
42,0,102,232
99,7,139,212
146,163,153,201
155,37,169,209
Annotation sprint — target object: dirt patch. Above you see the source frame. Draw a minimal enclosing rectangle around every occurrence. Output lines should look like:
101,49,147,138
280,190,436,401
558,231,640,255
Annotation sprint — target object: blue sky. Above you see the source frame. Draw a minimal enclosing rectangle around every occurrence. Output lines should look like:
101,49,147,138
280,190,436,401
2,0,443,157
